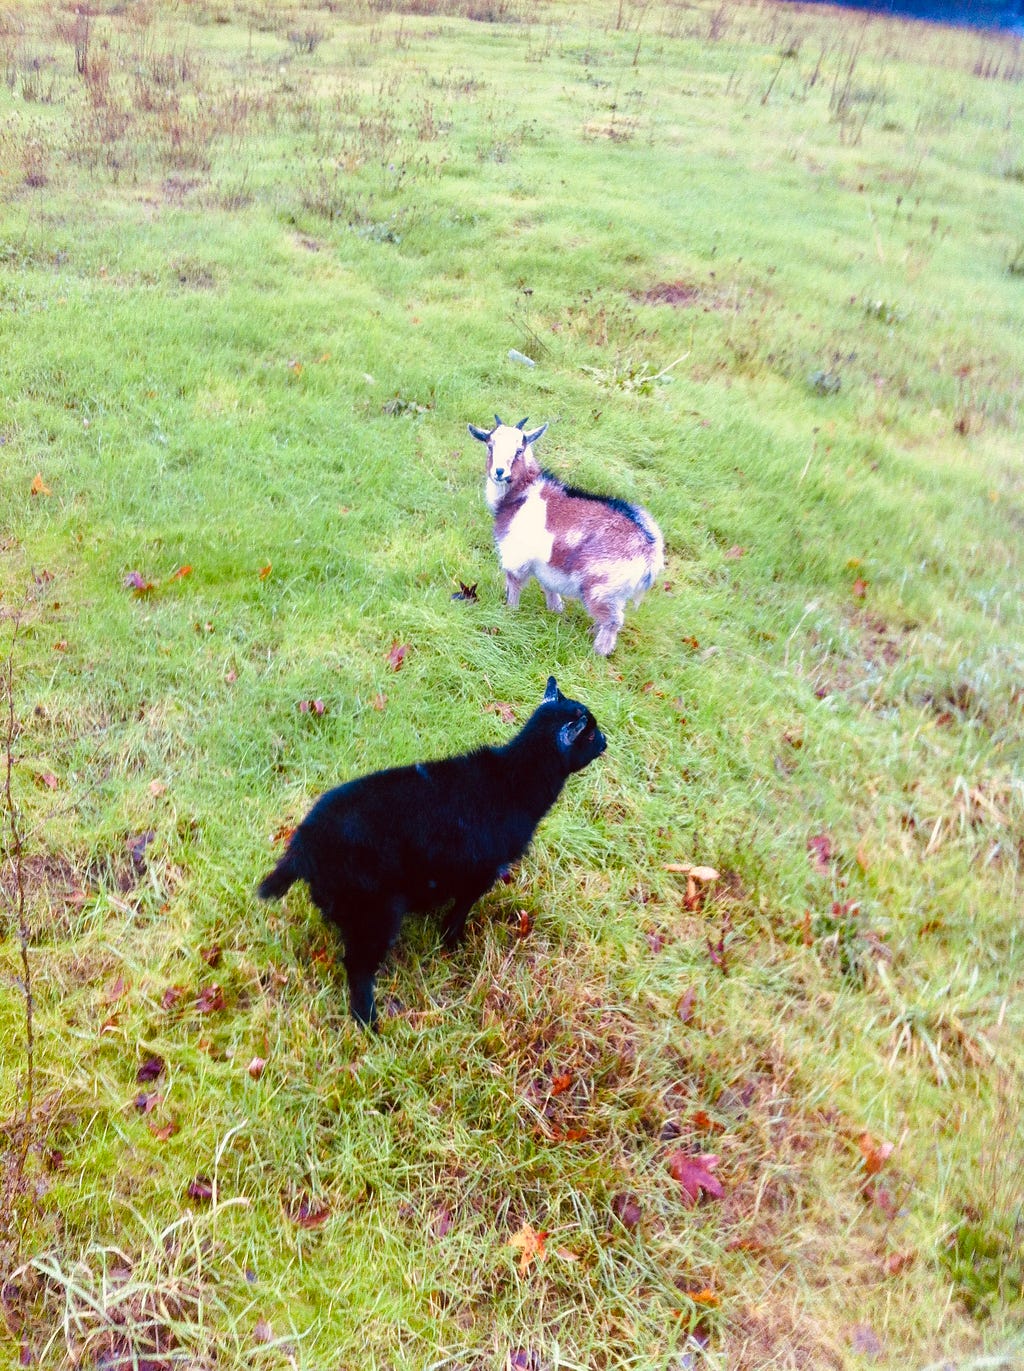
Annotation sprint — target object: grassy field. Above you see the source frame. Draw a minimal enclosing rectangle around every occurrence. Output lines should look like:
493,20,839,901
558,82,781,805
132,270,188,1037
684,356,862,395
1,0,1022,1366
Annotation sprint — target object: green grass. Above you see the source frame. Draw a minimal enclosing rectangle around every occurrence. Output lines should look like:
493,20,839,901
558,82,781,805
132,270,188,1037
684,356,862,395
1,1,1022,1366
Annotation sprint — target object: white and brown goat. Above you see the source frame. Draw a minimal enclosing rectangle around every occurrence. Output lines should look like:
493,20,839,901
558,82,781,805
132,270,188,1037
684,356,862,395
468,415,664,656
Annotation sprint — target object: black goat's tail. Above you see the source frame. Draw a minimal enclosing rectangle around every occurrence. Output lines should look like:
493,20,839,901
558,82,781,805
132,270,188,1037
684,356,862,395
257,840,302,901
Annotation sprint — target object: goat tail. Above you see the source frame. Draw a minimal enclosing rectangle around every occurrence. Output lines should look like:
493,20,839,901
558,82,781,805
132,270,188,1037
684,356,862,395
636,506,666,586
257,834,304,901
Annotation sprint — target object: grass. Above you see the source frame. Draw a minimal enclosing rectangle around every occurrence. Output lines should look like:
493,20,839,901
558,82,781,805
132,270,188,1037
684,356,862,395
1,0,1022,1366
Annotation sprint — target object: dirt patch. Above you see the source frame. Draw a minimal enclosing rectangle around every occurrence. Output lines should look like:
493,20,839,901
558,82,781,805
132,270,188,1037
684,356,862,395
642,280,702,307
728,1306,844,1370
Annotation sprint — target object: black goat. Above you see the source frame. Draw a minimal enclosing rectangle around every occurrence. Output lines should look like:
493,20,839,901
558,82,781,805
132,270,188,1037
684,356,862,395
257,677,606,1028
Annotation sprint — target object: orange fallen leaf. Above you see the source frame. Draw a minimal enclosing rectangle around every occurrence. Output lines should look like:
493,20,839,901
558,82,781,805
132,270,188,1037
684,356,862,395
508,1223,547,1275
858,1131,894,1176
258,563,272,580
550,1072,572,1097
30,473,51,496
169,565,192,580
485,700,516,725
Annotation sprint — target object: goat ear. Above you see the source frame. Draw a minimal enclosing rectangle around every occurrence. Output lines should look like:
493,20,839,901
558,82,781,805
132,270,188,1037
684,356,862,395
468,424,491,443
543,676,560,703
558,715,587,749
524,423,548,446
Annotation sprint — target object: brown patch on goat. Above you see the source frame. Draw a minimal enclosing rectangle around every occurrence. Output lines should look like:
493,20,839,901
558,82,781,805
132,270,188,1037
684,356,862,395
541,486,652,569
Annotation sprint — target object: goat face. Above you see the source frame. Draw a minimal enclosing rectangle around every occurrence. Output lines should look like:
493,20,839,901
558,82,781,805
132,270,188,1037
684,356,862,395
468,415,548,510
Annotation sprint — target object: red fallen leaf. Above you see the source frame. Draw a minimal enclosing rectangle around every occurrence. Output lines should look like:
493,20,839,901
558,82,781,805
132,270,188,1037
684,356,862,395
34,770,58,790
858,1131,894,1176
545,1123,588,1143
691,1110,725,1134
371,692,388,712
431,1205,453,1238
611,1192,641,1229
851,577,869,599
451,581,478,602
508,1223,547,1275
30,472,51,496
247,1056,266,1080
134,1090,163,1114
105,975,128,1003
149,1118,179,1142
272,823,295,846
169,565,192,580
161,985,185,1011
225,669,237,684
290,1193,330,1229
668,1150,724,1206
123,570,155,594
646,929,666,954
19,1342,32,1367
486,701,516,725
195,983,225,1014
682,635,700,650
253,1318,273,1345
884,1250,915,1276
676,987,697,1023
297,698,325,715
807,832,834,873
136,1055,165,1083
724,545,745,559
186,1176,214,1203
385,642,410,671
53,640,68,651
865,1183,898,1219
258,563,272,580
515,909,533,938
550,1072,572,1096
201,944,222,968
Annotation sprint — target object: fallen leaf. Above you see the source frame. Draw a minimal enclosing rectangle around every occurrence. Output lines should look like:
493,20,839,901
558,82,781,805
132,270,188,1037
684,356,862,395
706,930,727,971
161,985,185,1011
290,1193,330,1229
611,1192,641,1229
30,473,51,496
272,823,295,846
724,544,745,560
486,700,516,725
806,832,834,873
247,1056,266,1080
668,1151,724,1206
515,909,533,938
53,640,68,651
201,944,222,968
127,830,156,868
288,359,303,376
169,565,192,580
195,983,225,1014
385,642,410,671
225,669,237,684
508,1223,547,1275
186,1176,213,1203
105,975,128,1004
148,1119,179,1142
149,779,167,797
297,698,325,715
123,570,155,595
136,1055,165,1083
258,563,272,580
550,1072,572,1097
687,1287,721,1307
451,581,478,602
852,577,869,599
676,987,697,1023
865,1183,898,1219
35,770,59,790
371,692,388,711
884,1250,915,1276
134,1090,162,1114
691,1110,725,1134
431,1206,453,1238
858,1132,894,1176
253,1318,273,1345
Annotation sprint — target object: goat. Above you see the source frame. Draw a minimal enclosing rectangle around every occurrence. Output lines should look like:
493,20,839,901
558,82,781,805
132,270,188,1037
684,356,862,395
468,415,664,656
256,677,606,1029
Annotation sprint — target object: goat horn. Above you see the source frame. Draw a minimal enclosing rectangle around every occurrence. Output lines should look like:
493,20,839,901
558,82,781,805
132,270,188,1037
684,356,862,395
516,417,528,429
494,413,503,428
